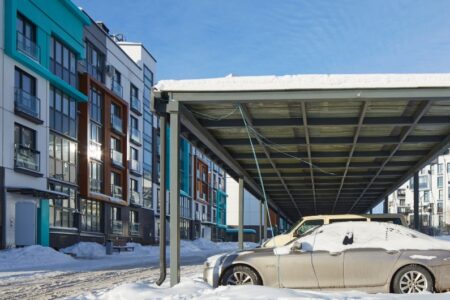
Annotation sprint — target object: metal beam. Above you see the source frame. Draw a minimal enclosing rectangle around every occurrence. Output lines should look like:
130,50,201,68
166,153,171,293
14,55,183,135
414,173,420,230
238,104,302,217
240,161,415,170
233,150,429,159
349,100,433,213
219,135,444,146
169,101,181,287
251,171,404,178
300,102,317,214
333,102,369,213
200,115,450,128
238,178,244,250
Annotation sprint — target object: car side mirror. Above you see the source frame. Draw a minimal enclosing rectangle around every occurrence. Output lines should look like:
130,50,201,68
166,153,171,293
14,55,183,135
292,231,299,238
292,241,302,251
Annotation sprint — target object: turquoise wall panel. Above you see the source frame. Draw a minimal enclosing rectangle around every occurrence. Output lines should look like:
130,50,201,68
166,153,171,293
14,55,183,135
37,199,49,247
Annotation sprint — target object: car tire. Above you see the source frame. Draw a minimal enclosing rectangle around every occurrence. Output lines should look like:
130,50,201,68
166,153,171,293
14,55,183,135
220,265,262,286
392,265,434,294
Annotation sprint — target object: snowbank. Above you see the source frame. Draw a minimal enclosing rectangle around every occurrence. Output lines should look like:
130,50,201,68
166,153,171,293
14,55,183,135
61,242,106,259
0,245,74,271
73,274,450,300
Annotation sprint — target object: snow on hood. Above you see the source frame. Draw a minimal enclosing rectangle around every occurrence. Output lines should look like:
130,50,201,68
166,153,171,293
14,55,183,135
273,222,450,255
0,245,74,270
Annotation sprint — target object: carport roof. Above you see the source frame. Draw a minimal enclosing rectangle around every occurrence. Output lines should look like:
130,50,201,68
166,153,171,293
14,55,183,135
154,74,450,222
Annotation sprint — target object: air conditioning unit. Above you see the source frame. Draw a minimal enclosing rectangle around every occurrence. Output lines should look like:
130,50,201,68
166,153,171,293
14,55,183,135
105,65,115,77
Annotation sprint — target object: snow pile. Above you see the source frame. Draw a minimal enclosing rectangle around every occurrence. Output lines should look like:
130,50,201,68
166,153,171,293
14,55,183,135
296,222,450,253
60,242,106,259
73,274,450,300
0,245,74,270
438,235,450,242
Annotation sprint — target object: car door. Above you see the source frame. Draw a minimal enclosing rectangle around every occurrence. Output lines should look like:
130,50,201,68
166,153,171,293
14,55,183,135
311,227,346,289
278,246,319,289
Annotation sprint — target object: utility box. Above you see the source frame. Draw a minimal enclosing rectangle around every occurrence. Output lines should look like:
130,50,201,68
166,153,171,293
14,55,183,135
15,202,36,246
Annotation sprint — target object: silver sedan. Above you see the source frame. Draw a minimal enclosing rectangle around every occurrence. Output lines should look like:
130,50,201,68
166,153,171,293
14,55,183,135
204,222,450,294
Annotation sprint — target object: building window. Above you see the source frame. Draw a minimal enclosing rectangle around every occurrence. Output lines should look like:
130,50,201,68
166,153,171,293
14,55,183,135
90,87,103,124
50,37,77,87
196,159,209,201
80,198,101,232
111,172,122,199
130,116,141,144
437,176,443,189
437,163,443,175
418,175,429,190
181,196,191,219
423,191,429,203
130,210,140,235
143,178,152,209
143,66,154,97
438,189,443,201
130,178,141,205
111,69,123,97
447,163,450,174
111,206,122,234
14,123,39,172
16,13,39,61
180,218,190,240
110,137,123,167
49,183,76,228
130,84,140,112
48,133,77,184
49,86,77,138
85,41,104,82
14,67,40,120
90,161,103,193
111,103,123,133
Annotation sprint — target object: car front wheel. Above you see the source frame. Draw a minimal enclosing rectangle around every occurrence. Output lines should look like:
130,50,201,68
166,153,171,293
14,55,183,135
220,265,262,286
393,265,433,294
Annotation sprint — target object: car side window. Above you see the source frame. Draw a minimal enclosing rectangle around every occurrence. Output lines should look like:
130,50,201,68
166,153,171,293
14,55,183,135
371,218,402,225
297,220,324,236
343,232,354,245
329,218,366,223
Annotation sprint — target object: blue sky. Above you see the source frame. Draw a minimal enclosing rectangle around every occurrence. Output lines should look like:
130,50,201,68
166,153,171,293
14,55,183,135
74,0,450,82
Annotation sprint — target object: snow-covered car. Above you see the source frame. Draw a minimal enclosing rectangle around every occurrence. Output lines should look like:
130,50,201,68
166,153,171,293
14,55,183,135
203,222,450,294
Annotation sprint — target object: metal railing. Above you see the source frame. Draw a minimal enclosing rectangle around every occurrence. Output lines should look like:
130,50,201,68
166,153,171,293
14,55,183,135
14,88,40,119
90,178,102,193
110,149,123,166
112,220,123,234
130,127,141,144
14,144,40,172
16,31,40,62
129,159,141,173
111,78,123,98
131,95,141,112
89,140,102,160
130,190,142,205
111,115,123,133
111,184,123,199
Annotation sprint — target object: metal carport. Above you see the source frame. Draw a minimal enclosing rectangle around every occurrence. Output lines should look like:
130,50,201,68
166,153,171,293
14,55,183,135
151,74,450,286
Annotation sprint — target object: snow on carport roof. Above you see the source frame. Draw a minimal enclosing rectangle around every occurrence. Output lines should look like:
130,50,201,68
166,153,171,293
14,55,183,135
154,73,450,221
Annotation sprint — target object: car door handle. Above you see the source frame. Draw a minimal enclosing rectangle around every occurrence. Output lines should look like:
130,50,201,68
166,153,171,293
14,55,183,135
386,250,399,255
329,252,342,256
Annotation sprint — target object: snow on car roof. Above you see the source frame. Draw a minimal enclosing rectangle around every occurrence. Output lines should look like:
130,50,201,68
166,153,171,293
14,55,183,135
155,73,450,92
276,222,450,254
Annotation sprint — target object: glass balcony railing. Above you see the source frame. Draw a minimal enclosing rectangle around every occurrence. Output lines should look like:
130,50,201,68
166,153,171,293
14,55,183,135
14,144,40,172
16,31,40,62
14,88,41,120
112,220,123,234
130,95,141,112
129,159,141,173
130,127,141,144
111,115,123,133
90,178,102,193
130,222,140,235
89,140,102,160
111,184,123,199
130,190,141,205
110,149,123,166
111,79,123,98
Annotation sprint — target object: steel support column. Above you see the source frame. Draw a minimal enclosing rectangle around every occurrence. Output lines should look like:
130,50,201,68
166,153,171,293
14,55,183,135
169,102,181,287
383,197,388,213
238,178,244,250
259,199,263,243
414,173,420,230
264,208,268,240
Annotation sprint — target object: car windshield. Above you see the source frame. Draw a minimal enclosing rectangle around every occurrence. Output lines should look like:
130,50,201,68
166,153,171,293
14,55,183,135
286,218,304,234
284,224,321,246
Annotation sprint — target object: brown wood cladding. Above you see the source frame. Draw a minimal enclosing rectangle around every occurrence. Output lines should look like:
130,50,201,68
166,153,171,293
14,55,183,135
78,73,129,205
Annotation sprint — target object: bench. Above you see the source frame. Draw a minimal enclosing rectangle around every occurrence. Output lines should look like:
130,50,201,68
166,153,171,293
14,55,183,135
113,246,135,253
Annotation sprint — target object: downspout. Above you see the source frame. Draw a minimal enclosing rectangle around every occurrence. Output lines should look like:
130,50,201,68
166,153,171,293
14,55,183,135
156,113,167,286
0,167,6,249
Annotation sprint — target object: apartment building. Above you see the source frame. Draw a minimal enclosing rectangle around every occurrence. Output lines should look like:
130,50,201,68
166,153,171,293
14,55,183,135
0,0,90,248
388,148,450,234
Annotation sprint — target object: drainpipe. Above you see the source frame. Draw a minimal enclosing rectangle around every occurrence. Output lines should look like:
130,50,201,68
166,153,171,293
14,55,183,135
0,167,6,249
156,114,167,286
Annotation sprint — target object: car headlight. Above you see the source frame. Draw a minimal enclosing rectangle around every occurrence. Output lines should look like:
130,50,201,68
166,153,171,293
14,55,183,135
205,253,226,268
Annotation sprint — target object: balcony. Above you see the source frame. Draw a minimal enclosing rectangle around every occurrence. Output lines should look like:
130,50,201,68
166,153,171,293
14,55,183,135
112,220,123,235
89,141,102,161
111,115,123,133
130,95,141,114
397,206,411,214
130,222,140,235
130,127,141,145
111,184,123,199
129,159,141,174
14,144,40,174
110,149,123,167
14,88,42,123
130,190,142,205
90,178,102,193
16,31,40,62
111,79,123,98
